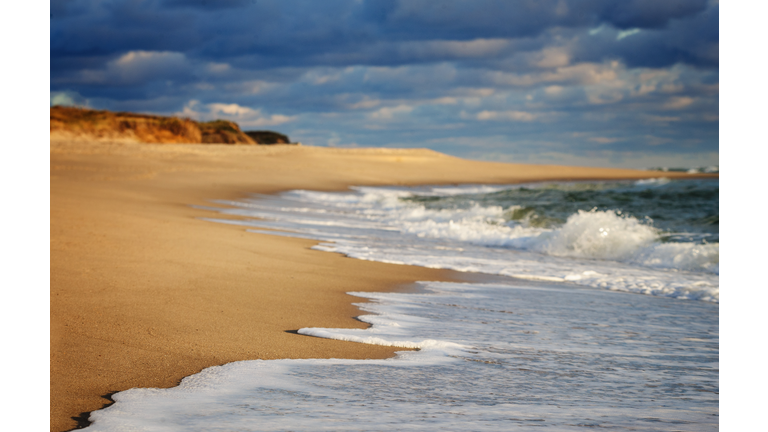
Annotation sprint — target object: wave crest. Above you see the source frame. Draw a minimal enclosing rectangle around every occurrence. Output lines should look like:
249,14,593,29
532,210,657,260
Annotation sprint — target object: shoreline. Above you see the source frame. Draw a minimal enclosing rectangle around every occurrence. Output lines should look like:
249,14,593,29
50,140,716,431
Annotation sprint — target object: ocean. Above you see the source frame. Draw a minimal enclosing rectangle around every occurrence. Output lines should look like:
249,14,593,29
84,178,719,431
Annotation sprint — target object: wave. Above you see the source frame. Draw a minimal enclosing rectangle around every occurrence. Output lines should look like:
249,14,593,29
346,191,718,275
526,210,719,274
212,181,718,302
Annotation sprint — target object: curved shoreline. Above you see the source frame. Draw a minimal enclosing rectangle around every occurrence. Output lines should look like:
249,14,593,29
50,140,715,431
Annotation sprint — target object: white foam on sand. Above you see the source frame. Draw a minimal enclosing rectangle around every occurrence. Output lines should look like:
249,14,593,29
84,281,719,431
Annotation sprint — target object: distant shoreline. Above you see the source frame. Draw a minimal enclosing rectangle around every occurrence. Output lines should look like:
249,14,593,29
50,139,715,431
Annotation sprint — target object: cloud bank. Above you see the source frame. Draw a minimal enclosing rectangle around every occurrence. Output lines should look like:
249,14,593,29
51,0,718,168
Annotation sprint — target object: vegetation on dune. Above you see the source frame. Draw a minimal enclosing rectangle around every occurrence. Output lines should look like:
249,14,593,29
50,106,203,143
244,130,290,145
198,120,255,144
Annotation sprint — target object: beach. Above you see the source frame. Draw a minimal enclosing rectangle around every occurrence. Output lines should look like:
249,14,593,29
50,140,712,431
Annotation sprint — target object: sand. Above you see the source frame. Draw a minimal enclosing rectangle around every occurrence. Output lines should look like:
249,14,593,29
50,140,712,431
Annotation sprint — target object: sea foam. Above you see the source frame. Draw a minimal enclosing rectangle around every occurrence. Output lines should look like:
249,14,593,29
83,281,719,431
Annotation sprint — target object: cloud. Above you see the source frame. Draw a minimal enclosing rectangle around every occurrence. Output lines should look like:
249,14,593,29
245,115,296,127
586,89,624,105
347,97,382,109
544,85,564,95
163,0,253,10
205,62,231,74
476,110,540,122
577,4,718,68
644,115,681,122
663,96,695,109
533,47,571,68
368,104,415,119
597,0,708,29
645,135,674,146
63,51,190,85
208,103,256,117
178,100,296,127
488,62,622,89
50,0,716,70
50,90,87,107
589,137,622,144
49,0,718,167
616,28,641,40
397,38,511,61
376,0,708,39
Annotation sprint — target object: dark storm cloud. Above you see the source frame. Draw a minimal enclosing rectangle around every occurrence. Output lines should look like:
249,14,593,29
163,0,255,10
51,0,714,69
50,0,719,168
571,4,718,68
362,0,708,38
593,0,708,28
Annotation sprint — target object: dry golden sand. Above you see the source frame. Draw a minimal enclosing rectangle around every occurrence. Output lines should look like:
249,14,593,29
50,140,713,431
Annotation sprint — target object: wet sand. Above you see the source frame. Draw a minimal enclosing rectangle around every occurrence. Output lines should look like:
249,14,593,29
50,140,709,431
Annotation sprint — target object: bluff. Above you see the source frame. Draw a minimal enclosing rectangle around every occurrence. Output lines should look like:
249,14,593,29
50,106,291,145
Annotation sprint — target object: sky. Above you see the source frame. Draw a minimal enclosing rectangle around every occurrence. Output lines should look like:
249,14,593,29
50,0,719,168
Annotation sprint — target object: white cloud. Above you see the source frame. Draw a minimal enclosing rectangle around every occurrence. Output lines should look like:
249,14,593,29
588,137,622,144
244,114,295,127
368,104,415,120
544,85,564,95
363,63,458,86
399,38,510,59
465,88,495,97
589,24,607,35
431,97,459,105
644,115,681,123
616,28,641,40
586,90,624,105
303,68,351,85
489,61,621,87
176,100,295,127
109,51,188,83
347,97,381,109
631,67,685,96
205,62,231,74
663,96,695,110
660,83,685,94
208,103,257,117
533,47,571,68
231,80,277,95
476,110,539,122
50,91,85,107
70,50,189,85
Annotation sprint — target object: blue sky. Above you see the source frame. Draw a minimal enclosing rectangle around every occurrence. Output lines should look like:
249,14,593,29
50,0,719,168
